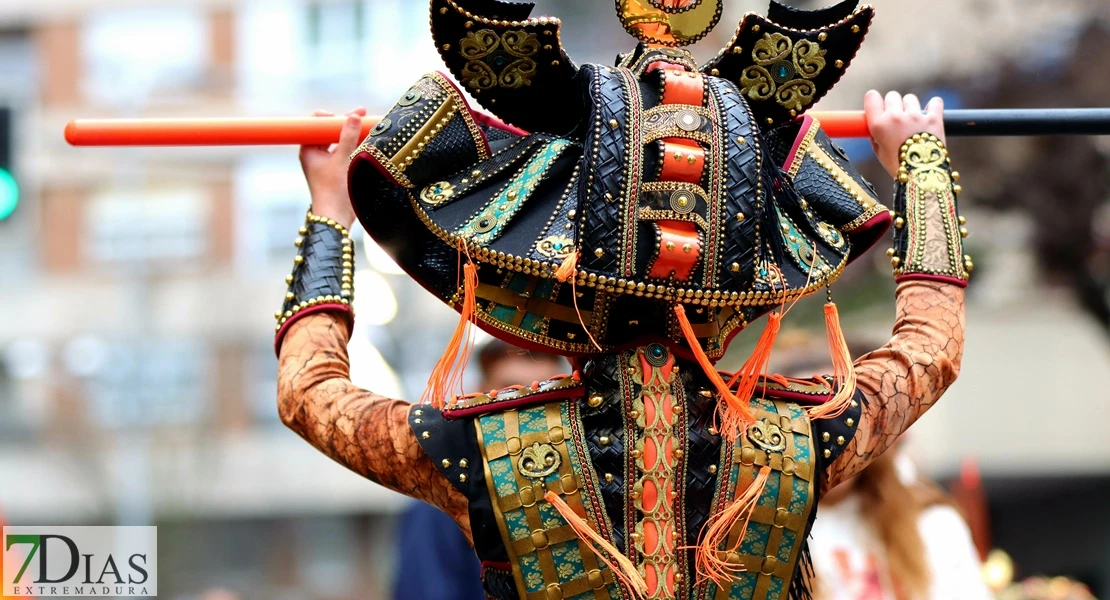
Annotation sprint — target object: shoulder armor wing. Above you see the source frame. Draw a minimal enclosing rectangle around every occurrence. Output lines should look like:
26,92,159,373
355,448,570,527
430,0,583,135
702,0,873,127
442,374,584,420
765,114,891,259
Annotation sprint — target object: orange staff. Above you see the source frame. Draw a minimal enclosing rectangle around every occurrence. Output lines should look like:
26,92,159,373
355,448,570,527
63,109,1110,146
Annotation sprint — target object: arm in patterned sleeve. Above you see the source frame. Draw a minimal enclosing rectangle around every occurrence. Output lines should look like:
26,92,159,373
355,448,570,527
273,213,471,538
822,130,970,492
822,280,965,492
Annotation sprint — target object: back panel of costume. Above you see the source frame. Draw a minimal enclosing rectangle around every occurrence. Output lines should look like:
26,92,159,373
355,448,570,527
413,344,863,600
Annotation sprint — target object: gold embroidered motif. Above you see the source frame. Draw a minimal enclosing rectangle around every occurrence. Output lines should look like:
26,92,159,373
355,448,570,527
517,442,561,479
897,134,968,280
741,33,827,113
420,181,455,205
747,419,787,452
536,236,575,259
459,29,539,90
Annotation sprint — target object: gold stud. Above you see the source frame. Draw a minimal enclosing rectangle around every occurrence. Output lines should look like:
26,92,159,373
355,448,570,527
673,449,684,459
459,458,469,468
835,59,844,68
594,248,605,258
708,464,718,474
736,213,745,222
851,24,860,33
604,473,614,482
708,427,719,436
824,449,832,458
959,227,969,238
600,435,612,446
886,248,896,257
818,32,827,41
609,119,619,129
442,459,451,468
421,431,431,439
459,473,467,482
822,432,830,442
293,255,304,264
731,263,740,273
588,394,603,408
846,418,855,427
891,256,901,268
836,436,845,445
629,410,641,419
894,217,905,229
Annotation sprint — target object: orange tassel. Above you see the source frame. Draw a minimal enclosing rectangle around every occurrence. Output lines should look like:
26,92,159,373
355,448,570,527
561,251,603,351
420,260,478,409
807,302,857,419
695,466,772,587
674,305,756,439
544,491,647,599
555,251,577,282
722,311,782,437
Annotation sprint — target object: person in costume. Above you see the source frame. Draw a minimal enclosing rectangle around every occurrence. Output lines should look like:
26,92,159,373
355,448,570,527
275,1,971,598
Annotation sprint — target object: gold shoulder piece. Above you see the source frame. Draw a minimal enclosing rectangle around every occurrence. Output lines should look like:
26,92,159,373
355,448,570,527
703,1,873,127
430,0,582,135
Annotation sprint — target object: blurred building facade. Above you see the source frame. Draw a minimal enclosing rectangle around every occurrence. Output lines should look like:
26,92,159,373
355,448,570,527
0,0,1108,598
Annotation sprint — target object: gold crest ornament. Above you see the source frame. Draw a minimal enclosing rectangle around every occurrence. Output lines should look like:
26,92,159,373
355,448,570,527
616,0,723,47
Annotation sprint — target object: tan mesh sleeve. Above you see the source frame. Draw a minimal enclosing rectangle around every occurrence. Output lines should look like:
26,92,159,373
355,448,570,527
277,312,473,540
823,280,966,492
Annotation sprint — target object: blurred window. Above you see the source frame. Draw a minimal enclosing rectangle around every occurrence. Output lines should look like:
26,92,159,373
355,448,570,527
247,346,281,426
86,188,211,265
82,7,209,106
233,154,309,268
86,340,211,428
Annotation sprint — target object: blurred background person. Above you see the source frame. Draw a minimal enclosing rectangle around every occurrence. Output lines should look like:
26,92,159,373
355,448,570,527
392,341,566,600
809,450,991,600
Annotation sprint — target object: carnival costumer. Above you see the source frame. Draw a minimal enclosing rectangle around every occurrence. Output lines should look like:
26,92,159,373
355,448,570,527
274,1,971,598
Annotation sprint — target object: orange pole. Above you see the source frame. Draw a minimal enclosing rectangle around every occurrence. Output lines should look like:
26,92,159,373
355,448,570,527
64,112,874,146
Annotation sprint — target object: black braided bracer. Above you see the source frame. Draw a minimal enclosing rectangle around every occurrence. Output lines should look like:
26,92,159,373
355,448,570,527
274,212,355,353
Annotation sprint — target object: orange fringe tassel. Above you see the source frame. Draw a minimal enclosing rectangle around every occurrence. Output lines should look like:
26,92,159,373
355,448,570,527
695,466,772,587
420,260,478,409
674,305,756,438
554,252,577,282
724,311,782,426
544,491,647,599
558,252,603,351
806,302,857,420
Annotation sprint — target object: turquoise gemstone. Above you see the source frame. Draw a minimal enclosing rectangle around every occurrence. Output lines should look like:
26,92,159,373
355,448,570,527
553,242,563,250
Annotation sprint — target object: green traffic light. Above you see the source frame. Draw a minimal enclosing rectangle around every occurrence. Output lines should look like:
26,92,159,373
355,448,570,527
0,168,17,221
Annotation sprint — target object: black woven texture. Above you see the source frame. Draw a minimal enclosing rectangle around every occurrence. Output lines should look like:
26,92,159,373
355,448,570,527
682,372,723,547
580,354,630,550
711,77,761,289
579,64,628,275
282,221,347,316
406,114,482,188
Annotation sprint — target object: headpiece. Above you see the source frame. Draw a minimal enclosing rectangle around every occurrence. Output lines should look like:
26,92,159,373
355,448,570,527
348,0,887,415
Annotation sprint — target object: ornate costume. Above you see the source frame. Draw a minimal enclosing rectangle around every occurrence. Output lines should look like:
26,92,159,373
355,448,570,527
274,1,970,599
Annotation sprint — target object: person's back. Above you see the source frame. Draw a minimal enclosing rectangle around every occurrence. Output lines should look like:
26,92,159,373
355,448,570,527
273,1,970,597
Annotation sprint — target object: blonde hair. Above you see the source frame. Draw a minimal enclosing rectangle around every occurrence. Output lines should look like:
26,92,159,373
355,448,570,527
852,452,950,600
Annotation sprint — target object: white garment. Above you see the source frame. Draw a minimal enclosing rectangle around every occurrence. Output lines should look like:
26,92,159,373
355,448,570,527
809,493,993,600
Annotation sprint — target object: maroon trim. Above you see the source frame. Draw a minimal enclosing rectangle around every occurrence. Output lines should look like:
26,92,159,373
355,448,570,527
480,560,512,571
896,273,969,288
782,114,816,172
442,385,585,420
274,303,353,355
846,210,892,261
